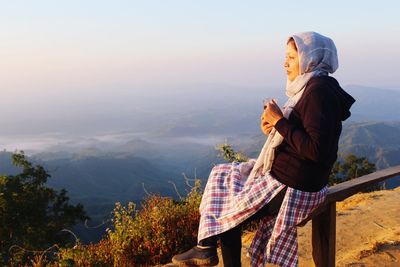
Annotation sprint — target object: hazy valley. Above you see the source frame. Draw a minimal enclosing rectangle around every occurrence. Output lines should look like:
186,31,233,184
1,83,400,242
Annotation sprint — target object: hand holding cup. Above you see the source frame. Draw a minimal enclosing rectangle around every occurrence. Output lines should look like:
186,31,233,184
260,98,283,135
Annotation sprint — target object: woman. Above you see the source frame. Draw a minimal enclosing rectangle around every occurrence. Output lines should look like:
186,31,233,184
172,32,355,267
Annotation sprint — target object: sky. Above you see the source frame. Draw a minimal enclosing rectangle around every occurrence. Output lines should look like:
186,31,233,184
0,0,400,138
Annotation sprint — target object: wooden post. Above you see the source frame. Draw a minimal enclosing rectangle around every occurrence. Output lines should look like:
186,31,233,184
312,202,336,267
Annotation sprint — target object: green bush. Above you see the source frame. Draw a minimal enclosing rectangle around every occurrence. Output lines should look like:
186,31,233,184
57,180,202,266
57,239,113,267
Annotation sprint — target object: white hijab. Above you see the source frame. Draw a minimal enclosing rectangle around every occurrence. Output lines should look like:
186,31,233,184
248,32,339,179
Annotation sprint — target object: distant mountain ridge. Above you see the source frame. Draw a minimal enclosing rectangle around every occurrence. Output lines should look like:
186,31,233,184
344,85,400,121
1,84,400,243
1,121,399,206
339,121,400,168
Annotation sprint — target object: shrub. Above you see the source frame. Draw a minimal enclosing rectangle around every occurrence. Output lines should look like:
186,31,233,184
56,239,113,267
57,180,202,266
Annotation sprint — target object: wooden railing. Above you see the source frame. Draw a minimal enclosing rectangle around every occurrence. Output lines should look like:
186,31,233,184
300,165,400,267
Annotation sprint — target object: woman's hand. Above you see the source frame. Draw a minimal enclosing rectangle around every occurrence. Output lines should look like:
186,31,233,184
261,99,284,134
260,117,274,135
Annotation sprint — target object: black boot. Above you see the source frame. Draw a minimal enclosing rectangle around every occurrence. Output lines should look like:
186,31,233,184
171,246,218,266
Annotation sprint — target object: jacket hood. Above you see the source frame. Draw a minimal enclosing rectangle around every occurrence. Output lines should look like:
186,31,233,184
326,76,355,121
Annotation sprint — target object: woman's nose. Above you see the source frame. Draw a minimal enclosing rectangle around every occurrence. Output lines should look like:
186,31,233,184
284,61,289,68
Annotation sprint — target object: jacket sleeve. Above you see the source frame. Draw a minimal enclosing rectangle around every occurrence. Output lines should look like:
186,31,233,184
274,82,338,163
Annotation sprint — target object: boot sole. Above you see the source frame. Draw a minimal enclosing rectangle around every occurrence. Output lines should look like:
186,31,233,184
171,255,219,266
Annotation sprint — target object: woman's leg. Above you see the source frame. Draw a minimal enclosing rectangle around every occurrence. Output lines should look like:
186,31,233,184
172,188,287,266
219,187,287,266
219,224,243,267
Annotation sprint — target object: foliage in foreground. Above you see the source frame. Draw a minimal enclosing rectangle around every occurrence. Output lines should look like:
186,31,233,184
0,152,88,265
57,180,202,266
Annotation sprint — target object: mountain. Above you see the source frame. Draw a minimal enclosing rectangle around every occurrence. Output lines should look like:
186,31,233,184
339,121,400,168
0,140,222,217
3,120,400,204
345,85,400,121
0,148,221,243
2,84,400,243
2,120,400,208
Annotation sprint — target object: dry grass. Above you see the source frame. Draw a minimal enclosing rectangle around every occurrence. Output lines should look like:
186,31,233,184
358,240,400,259
336,190,384,212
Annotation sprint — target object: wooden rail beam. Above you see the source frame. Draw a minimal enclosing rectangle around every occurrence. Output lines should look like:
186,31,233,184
312,202,336,267
300,165,400,226
327,165,400,203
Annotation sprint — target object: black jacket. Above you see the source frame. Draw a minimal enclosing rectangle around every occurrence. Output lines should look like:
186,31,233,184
271,76,355,192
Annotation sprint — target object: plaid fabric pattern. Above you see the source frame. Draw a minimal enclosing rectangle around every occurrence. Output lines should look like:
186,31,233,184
198,163,286,242
249,186,327,267
197,162,327,267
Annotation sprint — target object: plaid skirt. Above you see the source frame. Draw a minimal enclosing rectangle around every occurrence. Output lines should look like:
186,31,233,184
198,162,327,267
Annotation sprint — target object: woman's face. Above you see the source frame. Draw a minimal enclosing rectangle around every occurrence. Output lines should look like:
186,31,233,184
284,41,300,81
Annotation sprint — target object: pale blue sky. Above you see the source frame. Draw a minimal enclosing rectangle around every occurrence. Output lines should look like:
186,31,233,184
1,0,399,103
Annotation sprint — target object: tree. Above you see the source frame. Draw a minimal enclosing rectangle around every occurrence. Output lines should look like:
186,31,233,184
0,151,88,264
329,153,376,186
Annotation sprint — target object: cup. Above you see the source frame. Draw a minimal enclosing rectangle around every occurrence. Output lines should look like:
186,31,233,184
263,98,273,109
